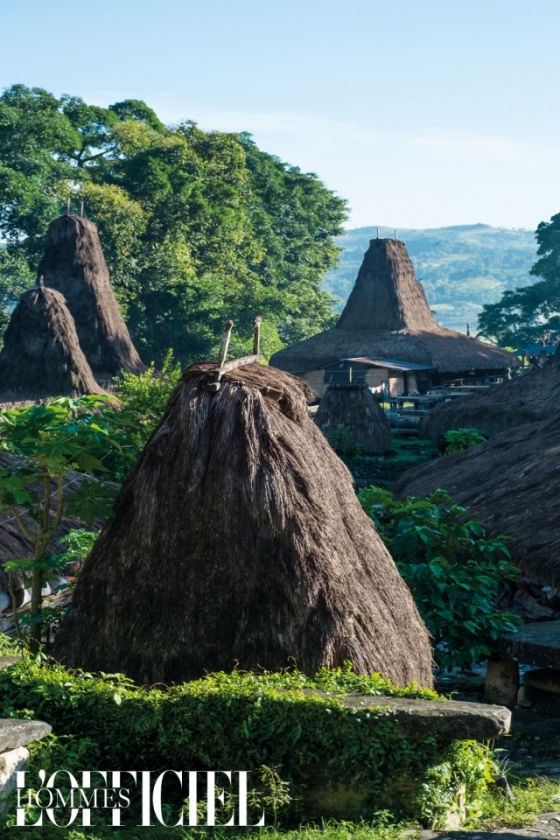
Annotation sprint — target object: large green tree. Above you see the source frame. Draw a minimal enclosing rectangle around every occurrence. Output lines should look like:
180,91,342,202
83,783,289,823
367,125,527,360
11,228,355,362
477,212,560,347
0,85,348,363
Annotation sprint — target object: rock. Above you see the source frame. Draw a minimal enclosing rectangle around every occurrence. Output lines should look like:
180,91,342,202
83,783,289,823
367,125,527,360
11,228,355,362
0,746,28,815
485,658,519,707
497,620,560,670
0,657,19,671
0,719,51,752
525,668,560,695
341,694,511,740
517,684,534,707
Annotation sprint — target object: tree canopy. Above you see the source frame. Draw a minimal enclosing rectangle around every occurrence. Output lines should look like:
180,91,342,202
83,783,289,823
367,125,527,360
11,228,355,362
0,84,348,363
477,212,560,347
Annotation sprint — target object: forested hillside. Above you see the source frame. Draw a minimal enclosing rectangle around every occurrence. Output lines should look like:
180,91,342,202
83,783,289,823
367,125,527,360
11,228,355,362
324,224,538,334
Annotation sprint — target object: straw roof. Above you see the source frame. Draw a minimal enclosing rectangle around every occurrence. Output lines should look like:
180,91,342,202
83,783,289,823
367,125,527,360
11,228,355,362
315,382,392,454
271,239,518,374
419,350,560,439
55,361,433,688
38,215,145,375
0,287,101,399
394,415,560,588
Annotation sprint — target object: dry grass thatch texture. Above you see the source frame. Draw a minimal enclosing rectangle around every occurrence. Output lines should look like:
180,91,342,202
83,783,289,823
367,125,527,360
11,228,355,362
315,382,392,454
270,239,519,374
418,351,560,439
54,362,433,688
38,215,144,375
0,287,102,399
394,415,560,588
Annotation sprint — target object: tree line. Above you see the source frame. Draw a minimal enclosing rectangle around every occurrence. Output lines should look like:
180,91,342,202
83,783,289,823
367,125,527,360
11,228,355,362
0,84,348,364
477,213,560,348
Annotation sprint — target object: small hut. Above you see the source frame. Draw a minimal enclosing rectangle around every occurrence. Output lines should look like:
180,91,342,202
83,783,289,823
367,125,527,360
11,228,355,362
315,382,392,455
418,349,560,440
38,215,145,376
0,286,101,399
55,361,433,688
270,239,518,397
395,415,560,588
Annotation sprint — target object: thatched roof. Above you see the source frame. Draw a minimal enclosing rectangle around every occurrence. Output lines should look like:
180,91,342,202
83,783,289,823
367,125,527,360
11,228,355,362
315,382,392,455
394,415,560,588
418,350,560,439
37,215,145,375
0,287,101,399
271,239,518,374
55,361,433,688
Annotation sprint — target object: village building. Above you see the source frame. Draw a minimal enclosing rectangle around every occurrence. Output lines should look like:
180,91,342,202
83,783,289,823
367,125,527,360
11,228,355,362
270,238,519,398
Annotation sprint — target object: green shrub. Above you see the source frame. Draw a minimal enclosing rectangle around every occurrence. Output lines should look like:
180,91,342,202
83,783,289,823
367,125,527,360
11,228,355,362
109,351,182,480
358,487,520,671
443,428,486,455
0,658,495,827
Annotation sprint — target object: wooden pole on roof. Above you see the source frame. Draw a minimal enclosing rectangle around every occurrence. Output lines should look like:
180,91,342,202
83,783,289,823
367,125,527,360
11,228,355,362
253,316,262,355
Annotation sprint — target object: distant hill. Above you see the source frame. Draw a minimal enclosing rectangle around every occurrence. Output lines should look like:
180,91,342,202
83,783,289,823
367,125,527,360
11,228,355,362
323,224,538,333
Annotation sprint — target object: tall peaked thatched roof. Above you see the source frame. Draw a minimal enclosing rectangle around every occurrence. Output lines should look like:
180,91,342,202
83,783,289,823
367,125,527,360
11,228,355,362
395,414,560,588
38,215,144,375
0,287,101,398
55,361,433,688
418,349,560,439
315,382,392,455
270,239,518,374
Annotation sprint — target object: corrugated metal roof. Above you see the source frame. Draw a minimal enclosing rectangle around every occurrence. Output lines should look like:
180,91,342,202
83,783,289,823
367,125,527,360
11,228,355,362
343,357,434,372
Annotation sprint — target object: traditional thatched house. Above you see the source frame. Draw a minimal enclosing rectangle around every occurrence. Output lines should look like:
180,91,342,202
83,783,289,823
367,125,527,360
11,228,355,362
315,382,392,454
0,286,101,399
55,361,433,688
38,215,145,376
418,348,560,440
395,414,560,589
270,239,518,398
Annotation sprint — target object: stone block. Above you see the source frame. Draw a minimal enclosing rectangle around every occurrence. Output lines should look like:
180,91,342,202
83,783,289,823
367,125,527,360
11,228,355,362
0,719,51,752
485,658,519,707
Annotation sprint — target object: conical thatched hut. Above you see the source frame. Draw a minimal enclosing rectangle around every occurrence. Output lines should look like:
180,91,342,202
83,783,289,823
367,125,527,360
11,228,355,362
395,415,560,588
37,215,144,375
418,349,560,440
315,382,392,455
55,361,433,688
0,287,101,398
270,239,518,397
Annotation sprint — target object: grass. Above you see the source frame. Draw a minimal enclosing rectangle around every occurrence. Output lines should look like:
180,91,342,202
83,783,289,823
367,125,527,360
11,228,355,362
4,823,415,840
465,776,560,831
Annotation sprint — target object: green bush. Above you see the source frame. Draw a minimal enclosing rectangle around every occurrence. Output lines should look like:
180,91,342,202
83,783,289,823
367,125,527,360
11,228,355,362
109,351,182,480
443,428,486,455
358,487,520,671
0,657,495,827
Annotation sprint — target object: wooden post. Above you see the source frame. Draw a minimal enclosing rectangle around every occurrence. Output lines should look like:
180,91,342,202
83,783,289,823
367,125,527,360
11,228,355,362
207,320,234,392
253,316,262,356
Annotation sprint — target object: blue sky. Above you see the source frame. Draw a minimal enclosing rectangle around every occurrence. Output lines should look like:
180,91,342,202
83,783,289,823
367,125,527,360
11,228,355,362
2,0,559,229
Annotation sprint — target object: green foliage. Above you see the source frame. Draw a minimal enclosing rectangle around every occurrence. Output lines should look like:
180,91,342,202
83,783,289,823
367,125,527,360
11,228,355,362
465,776,560,830
477,211,560,346
443,428,486,454
107,350,182,480
0,84,348,365
57,528,99,566
325,224,538,334
0,397,122,647
326,424,353,453
0,659,494,827
358,487,520,671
